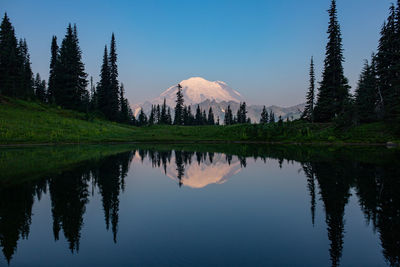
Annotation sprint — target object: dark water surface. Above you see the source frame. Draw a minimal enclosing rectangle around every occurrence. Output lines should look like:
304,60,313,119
0,144,399,267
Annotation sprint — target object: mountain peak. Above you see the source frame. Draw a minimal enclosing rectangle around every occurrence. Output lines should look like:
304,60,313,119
157,77,245,107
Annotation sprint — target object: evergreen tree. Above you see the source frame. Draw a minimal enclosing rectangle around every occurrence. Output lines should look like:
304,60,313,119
302,56,316,122
269,111,275,123
355,59,379,123
18,39,34,98
260,105,268,124
97,45,111,117
34,73,46,102
0,13,22,97
236,102,247,123
195,105,202,125
108,33,120,121
376,3,400,121
167,107,172,124
314,0,350,122
224,105,233,125
149,105,155,125
208,107,215,125
47,36,58,103
89,76,97,111
174,84,184,125
119,83,129,123
156,104,161,124
138,108,147,126
54,24,88,110
202,110,207,124
160,98,167,124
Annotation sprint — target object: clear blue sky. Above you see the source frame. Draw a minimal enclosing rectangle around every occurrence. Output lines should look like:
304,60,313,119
1,0,393,106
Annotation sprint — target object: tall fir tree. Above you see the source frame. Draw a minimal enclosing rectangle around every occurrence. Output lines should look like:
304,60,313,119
108,33,120,121
260,106,268,124
269,111,275,123
119,83,129,123
174,84,184,125
160,98,168,124
156,104,161,124
302,56,316,122
167,107,172,125
0,13,21,97
376,3,400,122
97,46,111,118
355,59,379,123
47,36,58,103
18,39,34,98
138,108,148,126
208,107,215,125
195,105,202,125
224,105,233,125
34,73,46,102
314,0,350,122
54,24,88,110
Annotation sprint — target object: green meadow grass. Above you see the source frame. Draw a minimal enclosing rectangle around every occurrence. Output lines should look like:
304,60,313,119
0,97,398,144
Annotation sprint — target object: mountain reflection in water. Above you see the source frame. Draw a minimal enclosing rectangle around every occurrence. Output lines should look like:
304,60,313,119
0,145,399,267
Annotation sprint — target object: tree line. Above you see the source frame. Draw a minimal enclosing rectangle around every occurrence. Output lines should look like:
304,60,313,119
0,13,134,124
301,0,400,126
2,0,399,128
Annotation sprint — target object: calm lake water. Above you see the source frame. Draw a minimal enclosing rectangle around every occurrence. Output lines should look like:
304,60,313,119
0,144,399,267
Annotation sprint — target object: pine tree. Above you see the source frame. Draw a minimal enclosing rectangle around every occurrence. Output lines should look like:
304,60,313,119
302,56,316,122
269,111,275,123
18,39,34,98
174,84,184,125
260,106,268,124
89,76,97,111
149,105,155,125
208,107,215,125
314,0,350,122
138,108,147,126
34,73,46,102
224,105,233,125
237,102,247,123
156,104,161,124
160,98,167,124
202,110,207,124
119,83,129,123
195,105,202,125
47,36,58,103
54,24,88,110
355,59,379,123
376,3,400,121
0,13,21,97
108,33,120,121
167,107,172,124
97,45,111,117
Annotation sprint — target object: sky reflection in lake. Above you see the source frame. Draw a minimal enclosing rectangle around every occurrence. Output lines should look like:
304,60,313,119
0,145,399,267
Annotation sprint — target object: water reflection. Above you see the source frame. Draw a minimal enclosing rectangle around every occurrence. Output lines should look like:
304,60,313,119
0,145,399,266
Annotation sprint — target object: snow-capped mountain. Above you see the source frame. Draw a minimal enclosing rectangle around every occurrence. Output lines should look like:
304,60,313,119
132,77,305,122
134,77,244,115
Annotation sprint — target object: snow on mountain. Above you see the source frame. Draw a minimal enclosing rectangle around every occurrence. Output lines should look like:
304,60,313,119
133,77,244,116
159,77,244,106
132,77,305,122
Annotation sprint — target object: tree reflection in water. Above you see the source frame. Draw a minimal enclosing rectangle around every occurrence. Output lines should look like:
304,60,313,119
0,145,398,266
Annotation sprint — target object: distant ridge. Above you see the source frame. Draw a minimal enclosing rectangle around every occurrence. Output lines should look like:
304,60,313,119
132,77,305,122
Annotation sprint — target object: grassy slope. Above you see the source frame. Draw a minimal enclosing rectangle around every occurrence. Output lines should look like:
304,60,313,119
0,97,399,144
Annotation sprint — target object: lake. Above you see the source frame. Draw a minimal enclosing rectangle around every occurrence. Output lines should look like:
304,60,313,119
0,144,399,267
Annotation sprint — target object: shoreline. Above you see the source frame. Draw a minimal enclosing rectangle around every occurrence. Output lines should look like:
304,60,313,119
0,140,397,148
